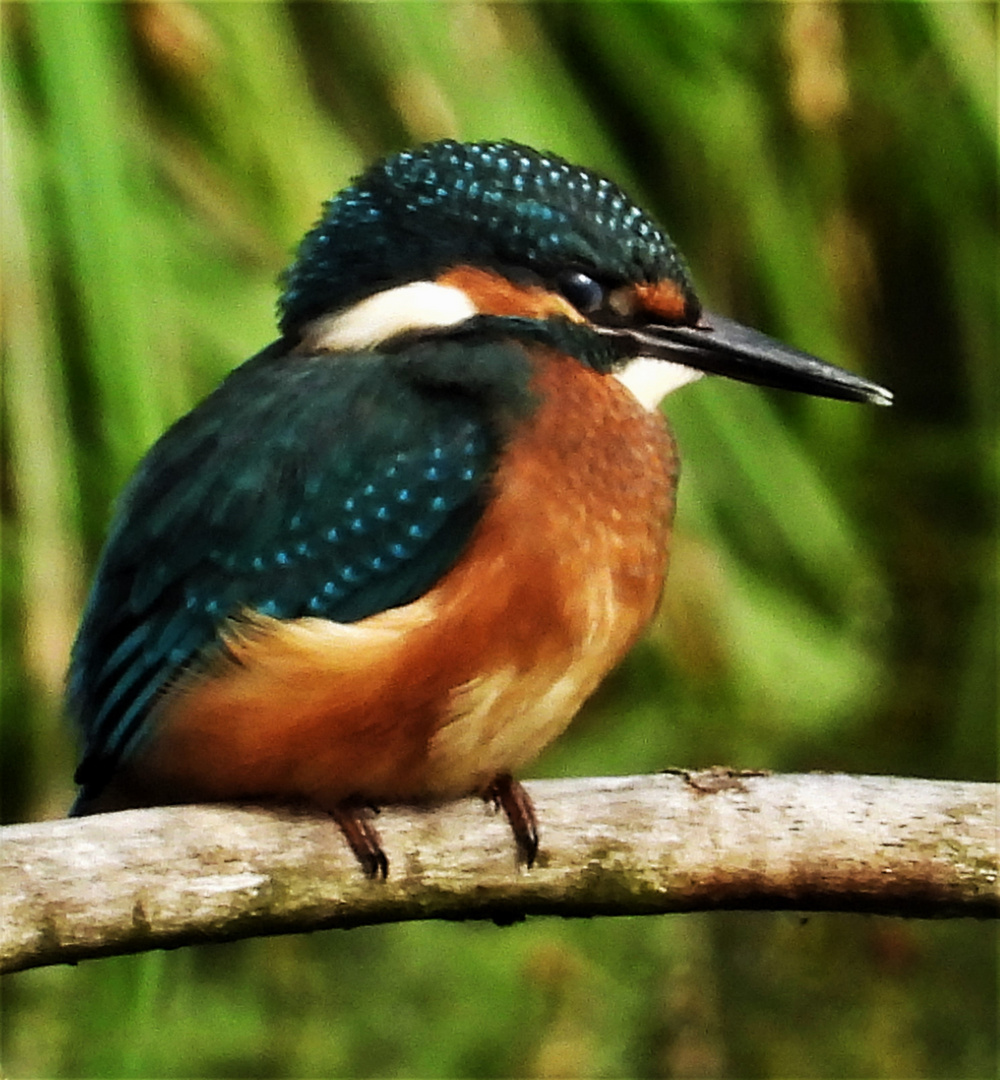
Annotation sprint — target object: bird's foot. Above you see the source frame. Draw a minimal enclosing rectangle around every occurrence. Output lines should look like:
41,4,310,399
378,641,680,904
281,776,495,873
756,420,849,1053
329,801,389,879
484,773,538,868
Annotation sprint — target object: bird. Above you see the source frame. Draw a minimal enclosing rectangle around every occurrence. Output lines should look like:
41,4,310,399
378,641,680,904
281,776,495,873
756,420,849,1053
67,139,892,877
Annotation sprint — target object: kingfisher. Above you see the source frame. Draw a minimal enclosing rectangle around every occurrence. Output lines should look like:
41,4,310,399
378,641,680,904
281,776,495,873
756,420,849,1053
68,140,891,877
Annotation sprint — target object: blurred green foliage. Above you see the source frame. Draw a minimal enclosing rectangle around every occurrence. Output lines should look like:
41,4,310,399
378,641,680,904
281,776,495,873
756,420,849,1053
2,3,996,1077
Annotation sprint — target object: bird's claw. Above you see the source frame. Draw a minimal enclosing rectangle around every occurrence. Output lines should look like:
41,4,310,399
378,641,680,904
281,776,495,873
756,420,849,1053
483,773,539,868
330,801,389,879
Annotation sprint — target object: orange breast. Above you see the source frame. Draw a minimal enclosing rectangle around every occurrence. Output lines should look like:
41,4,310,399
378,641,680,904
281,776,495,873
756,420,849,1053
128,348,678,810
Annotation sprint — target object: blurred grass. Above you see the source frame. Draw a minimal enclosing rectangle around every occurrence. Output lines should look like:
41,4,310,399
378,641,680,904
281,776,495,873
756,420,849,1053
1,2,996,1078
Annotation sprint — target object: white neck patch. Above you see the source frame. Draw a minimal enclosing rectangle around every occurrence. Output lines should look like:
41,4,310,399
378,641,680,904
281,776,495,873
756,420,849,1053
613,356,704,411
300,281,478,352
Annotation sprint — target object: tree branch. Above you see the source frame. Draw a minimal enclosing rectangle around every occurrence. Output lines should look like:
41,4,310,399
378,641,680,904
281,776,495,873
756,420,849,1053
3,771,996,974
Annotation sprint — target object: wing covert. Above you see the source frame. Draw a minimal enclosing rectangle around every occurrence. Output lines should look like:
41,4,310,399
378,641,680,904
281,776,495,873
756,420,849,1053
69,338,531,794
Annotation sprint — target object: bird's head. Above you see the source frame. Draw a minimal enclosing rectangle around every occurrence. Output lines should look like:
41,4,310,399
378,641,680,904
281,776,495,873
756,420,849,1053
278,140,891,409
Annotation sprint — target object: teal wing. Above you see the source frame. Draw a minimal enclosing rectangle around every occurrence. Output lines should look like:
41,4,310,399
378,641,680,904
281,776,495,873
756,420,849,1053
69,337,535,801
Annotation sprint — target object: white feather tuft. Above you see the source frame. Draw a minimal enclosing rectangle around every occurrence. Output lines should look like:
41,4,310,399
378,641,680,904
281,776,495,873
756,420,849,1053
613,356,704,410
301,281,478,352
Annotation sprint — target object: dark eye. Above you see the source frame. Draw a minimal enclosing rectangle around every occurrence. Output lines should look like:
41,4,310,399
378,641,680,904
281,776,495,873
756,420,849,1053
555,270,605,314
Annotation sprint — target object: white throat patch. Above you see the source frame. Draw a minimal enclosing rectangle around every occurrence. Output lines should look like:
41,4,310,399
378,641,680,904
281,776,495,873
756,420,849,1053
613,356,704,411
300,281,478,352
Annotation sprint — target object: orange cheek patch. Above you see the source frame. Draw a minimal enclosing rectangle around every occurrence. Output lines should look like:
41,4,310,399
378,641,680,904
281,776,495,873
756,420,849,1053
634,280,690,322
437,266,583,322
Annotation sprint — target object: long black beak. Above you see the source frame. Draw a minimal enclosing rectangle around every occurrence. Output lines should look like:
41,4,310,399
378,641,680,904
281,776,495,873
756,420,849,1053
607,311,893,406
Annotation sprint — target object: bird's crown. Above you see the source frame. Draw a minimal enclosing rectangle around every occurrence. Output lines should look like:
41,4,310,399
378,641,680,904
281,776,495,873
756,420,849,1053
278,139,698,337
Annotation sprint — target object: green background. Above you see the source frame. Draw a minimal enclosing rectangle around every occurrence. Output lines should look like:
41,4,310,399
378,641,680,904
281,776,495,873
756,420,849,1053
2,3,996,1077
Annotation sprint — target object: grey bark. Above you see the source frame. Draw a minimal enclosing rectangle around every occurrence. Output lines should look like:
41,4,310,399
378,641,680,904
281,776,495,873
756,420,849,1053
2,771,997,974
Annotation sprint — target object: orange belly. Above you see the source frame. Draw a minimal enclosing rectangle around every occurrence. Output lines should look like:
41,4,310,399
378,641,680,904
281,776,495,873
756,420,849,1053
124,349,678,811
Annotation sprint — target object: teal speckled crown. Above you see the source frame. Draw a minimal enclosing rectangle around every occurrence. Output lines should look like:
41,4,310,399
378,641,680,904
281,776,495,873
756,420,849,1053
278,140,697,336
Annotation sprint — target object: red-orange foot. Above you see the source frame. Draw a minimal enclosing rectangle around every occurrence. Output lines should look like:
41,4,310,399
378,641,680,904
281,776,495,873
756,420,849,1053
330,801,389,879
484,773,539,867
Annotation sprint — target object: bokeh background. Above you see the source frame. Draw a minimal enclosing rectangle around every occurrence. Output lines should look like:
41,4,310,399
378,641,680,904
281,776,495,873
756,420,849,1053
2,3,996,1077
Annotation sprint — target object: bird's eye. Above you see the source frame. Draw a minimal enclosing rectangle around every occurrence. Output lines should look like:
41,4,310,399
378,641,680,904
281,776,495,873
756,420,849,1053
555,270,605,314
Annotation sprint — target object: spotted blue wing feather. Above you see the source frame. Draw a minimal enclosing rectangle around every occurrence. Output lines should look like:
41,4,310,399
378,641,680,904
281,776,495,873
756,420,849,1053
69,336,536,799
